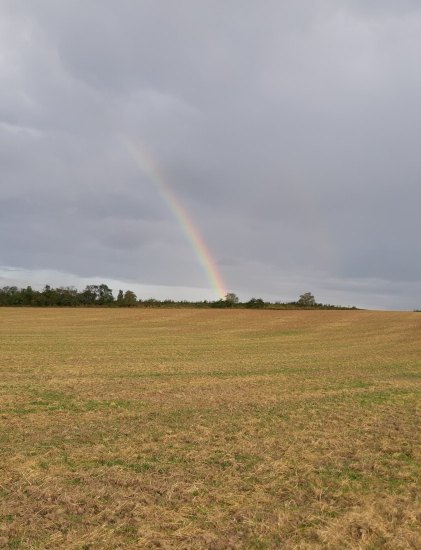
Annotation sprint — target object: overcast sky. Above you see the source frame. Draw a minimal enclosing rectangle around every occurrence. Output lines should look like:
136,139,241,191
1,1,421,309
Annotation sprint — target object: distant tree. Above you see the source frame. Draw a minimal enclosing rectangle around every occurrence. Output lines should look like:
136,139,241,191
81,284,114,305
10,287,22,305
123,290,137,307
81,285,98,305
97,284,114,305
246,297,265,309
56,287,78,306
22,286,35,306
298,292,316,307
0,286,20,306
41,285,54,306
224,292,239,306
117,289,124,305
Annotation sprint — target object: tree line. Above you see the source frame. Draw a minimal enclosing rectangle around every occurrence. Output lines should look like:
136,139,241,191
0,285,356,309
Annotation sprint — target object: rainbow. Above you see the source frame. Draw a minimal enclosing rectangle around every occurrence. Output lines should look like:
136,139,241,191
122,138,227,300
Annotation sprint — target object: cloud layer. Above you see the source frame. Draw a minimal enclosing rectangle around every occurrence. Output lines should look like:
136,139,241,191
1,1,421,309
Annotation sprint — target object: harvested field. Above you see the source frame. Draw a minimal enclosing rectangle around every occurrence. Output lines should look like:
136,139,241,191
0,308,420,548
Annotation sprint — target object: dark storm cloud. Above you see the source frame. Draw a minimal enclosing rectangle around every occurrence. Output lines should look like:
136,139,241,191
1,1,421,308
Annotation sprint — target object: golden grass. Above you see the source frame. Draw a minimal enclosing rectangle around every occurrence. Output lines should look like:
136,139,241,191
0,308,420,549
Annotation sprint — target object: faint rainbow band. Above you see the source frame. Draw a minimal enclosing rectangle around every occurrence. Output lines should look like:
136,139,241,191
122,137,227,300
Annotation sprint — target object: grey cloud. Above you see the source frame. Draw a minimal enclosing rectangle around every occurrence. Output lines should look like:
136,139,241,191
1,1,421,307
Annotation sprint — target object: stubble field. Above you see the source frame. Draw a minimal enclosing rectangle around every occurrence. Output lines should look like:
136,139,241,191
0,308,420,549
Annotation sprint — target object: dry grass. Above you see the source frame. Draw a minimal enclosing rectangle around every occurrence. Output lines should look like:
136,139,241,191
0,308,420,549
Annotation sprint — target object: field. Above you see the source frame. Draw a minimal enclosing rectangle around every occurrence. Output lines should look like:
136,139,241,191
0,308,420,549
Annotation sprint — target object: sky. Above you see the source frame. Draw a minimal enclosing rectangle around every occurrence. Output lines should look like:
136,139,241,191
1,0,421,310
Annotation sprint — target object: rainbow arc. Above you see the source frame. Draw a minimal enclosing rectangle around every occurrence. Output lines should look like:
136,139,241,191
123,138,227,300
